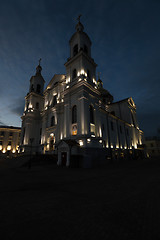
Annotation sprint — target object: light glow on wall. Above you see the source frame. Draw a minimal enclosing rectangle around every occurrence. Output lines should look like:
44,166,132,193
29,103,33,109
12,149,16,153
134,144,137,149
3,149,6,153
99,127,102,137
79,140,83,146
87,138,91,143
60,133,63,140
0,145,2,150
66,77,70,83
81,69,85,75
7,146,11,150
99,140,102,143
93,78,97,85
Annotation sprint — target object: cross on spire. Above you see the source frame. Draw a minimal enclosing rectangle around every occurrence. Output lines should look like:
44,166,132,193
39,58,42,66
77,14,82,23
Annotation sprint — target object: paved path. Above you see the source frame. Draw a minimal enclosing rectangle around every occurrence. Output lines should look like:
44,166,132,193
0,159,160,240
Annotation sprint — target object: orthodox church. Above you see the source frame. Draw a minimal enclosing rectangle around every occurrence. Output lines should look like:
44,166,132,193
20,18,144,167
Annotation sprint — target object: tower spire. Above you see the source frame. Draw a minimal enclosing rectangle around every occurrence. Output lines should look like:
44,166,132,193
77,14,82,23
39,58,42,66
75,14,84,32
36,58,42,74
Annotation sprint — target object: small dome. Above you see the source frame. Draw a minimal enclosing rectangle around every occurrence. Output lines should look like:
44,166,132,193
36,64,42,75
75,21,84,32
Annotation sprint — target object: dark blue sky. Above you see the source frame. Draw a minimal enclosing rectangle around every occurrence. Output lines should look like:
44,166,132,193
0,0,160,137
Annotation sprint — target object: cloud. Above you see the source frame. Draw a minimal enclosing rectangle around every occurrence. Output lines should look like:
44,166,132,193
9,97,25,116
0,120,6,126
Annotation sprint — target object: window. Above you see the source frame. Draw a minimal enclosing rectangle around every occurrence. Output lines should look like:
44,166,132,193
111,121,114,131
30,84,34,92
51,116,55,127
84,44,88,54
8,141,11,146
52,95,57,107
22,127,25,145
87,69,90,78
36,84,41,93
1,131,4,136
73,44,78,56
72,105,77,124
9,132,13,136
72,69,77,79
89,105,94,124
36,102,39,109
0,141,3,145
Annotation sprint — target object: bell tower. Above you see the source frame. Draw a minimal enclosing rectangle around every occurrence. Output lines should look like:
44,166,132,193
63,17,99,139
65,16,97,85
20,60,45,153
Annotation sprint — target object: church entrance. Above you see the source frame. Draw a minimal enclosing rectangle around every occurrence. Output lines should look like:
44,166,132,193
61,152,67,166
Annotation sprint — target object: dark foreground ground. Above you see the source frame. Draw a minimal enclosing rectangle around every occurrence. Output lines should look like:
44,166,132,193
0,157,160,240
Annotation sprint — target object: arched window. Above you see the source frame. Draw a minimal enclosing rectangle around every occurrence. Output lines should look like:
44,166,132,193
22,127,25,144
89,105,94,124
87,69,90,78
72,69,77,79
36,102,39,109
72,105,77,124
51,116,55,127
73,44,78,56
52,95,57,107
84,44,88,54
36,84,41,93
30,84,34,92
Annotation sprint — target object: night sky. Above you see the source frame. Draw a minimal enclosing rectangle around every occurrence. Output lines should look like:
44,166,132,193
0,0,160,137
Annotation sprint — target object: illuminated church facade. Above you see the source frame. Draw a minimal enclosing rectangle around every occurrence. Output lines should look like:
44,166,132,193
20,19,144,167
